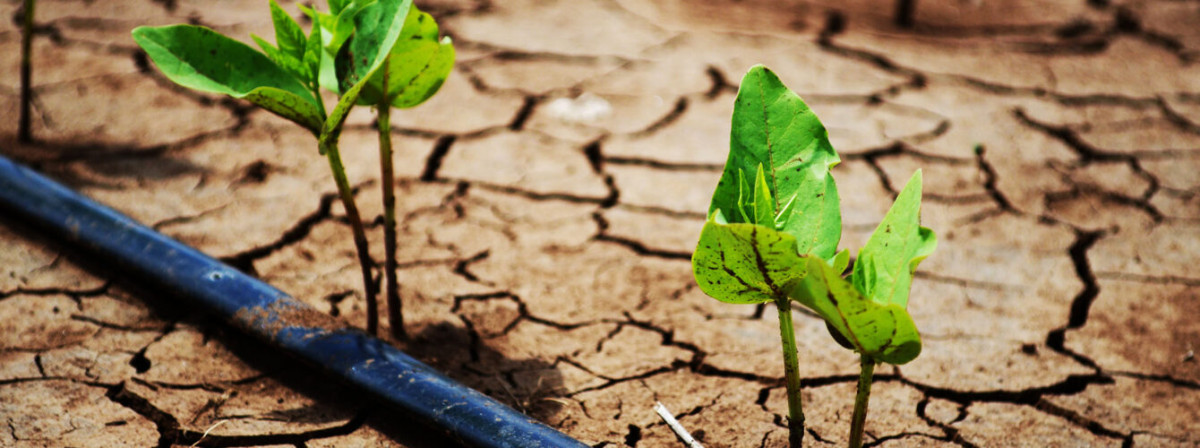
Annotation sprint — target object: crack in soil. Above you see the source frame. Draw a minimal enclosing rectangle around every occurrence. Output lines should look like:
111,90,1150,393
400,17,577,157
8,2,1200,446
1014,108,1168,223
591,212,692,260
1045,229,1106,371
105,382,367,448
916,396,979,448
217,191,339,275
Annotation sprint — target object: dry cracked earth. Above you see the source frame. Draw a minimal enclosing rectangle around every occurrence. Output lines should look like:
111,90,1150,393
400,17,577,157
2,0,1200,446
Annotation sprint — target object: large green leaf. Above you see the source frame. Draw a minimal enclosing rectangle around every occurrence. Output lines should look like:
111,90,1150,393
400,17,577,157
791,257,922,364
852,170,937,308
709,65,842,260
356,5,455,108
692,213,810,305
132,25,323,134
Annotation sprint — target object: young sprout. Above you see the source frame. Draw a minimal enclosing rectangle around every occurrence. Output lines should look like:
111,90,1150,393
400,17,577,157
791,171,935,447
693,65,936,447
287,2,454,340
693,65,843,447
132,0,415,336
300,3,453,340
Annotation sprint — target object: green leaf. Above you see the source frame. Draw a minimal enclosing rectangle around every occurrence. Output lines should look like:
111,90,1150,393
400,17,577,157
297,3,339,92
692,216,810,305
356,5,455,107
708,65,842,260
302,18,323,93
243,87,325,133
750,164,775,227
334,0,412,95
269,0,307,63
327,1,372,55
830,248,850,274
254,1,311,87
251,34,282,62
851,170,937,308
298,4,334,46
387,34,453,108
132,25,323,134
791,257,922,364
321,0,412,147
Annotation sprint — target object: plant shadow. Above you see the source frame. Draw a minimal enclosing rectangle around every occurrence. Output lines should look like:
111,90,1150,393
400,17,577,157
401,321,569,424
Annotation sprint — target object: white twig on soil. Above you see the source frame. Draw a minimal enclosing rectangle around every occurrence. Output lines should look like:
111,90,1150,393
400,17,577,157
190,419,230,447
654,401,704,448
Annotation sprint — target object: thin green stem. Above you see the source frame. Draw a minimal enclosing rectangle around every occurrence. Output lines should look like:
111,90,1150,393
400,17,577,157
320,140,378,336
377,62,405,341
311,86,326,121
776,297,805,448
19,0,35,143
848,355,876,448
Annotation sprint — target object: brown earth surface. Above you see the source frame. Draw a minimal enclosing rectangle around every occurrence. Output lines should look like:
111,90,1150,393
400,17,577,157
2,0,1200,446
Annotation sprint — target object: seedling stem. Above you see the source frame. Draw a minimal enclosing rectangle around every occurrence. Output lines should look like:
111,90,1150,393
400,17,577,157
320,139,379,336
776,297,805,447
376,57,406,340
848,355,876,448
19,0,35,143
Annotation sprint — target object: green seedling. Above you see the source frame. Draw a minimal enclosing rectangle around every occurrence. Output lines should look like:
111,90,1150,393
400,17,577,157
18,0,35,143
792,171,935,447
133,0,414,336
368,6,454,341
693,65,935,447
693,65,843,447
295,3,453,339
305,4,454,340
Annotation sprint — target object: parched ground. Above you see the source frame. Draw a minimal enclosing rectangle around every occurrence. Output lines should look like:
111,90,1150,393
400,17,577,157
2,0,1199,446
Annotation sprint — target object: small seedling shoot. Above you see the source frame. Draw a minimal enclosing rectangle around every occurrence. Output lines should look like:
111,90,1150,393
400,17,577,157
280,2,454,340
692,65,935,447
132,0,416,336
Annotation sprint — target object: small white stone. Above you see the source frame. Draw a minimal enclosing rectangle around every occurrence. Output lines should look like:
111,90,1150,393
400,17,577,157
545,93,612,124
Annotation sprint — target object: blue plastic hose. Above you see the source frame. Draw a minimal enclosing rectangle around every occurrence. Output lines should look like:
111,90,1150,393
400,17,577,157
0,154,589,448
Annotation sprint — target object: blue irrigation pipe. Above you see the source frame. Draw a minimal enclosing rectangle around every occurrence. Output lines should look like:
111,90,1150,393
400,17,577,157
0,154,589,448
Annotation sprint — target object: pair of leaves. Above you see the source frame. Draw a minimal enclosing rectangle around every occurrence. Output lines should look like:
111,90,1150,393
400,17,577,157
692,65,936,365
788,171,935,365
321,0,412,142
131,0,418,139
354,6,455,108
791,255,922,365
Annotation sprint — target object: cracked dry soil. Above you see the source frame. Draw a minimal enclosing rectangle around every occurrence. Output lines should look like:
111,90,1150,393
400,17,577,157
2,0,1200,446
